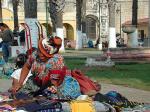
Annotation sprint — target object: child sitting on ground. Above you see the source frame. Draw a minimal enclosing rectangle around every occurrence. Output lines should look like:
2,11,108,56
8,53,32,92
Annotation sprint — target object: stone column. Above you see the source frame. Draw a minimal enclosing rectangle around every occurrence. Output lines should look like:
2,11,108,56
108,0,116,48
99,0,109,49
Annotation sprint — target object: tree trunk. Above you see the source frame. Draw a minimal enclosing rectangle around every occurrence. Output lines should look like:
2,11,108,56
24,0,38,48
12,0,19,29
49,0,65,52
76,0,82,31
24,0,37,18
0,0,2,23
76,0,82,50
56,11,65,51
56,12,63,28
132,0,138,27
109,5,115,28
127,0,138,48
49,0,56,34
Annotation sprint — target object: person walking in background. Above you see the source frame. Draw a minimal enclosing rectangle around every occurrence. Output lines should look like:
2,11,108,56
19,29,25,46
0,23,14,63
13,26,20,46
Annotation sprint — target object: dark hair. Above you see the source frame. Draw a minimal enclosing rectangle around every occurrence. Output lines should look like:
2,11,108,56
26,47,37,57
0,23,4,26
0,23,8,28
15,53,27,68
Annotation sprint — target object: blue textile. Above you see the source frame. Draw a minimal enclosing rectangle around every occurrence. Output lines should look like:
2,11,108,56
16,100,62,112
88,40,94,48
57,76,81,99
13,92,30,99
0,59,5,65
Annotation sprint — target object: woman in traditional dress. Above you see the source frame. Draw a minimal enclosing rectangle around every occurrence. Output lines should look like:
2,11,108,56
12,36,64,96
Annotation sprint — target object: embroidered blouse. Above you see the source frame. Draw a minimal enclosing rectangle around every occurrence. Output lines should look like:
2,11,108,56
27,50,64,80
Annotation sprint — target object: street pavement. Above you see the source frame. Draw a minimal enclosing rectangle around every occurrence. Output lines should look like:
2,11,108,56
101,83,150,103
0,79,12,92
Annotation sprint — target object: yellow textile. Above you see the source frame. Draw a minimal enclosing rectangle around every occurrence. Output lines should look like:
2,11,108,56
70,100,95,112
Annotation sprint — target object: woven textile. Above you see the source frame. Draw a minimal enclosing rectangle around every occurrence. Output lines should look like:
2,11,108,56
57,76,81,100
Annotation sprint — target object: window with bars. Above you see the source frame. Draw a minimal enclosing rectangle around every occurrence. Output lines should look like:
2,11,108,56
86,17,96,40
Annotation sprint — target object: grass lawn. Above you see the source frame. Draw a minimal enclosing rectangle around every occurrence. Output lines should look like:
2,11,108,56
64,57,150,91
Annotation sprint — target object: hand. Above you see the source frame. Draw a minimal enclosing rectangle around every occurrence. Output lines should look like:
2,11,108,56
47,86,57,93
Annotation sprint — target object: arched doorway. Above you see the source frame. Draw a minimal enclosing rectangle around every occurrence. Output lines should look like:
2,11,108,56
85,15,98,41
63,23,74,40
63,23,74,48
2,8,13,29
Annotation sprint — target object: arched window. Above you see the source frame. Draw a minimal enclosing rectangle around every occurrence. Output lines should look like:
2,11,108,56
86,17,96,40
